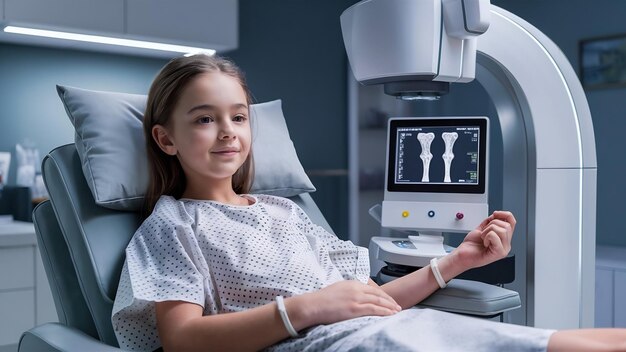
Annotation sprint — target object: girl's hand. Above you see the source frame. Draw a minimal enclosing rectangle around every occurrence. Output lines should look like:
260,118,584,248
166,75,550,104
301,280,401,326
452,210,516,270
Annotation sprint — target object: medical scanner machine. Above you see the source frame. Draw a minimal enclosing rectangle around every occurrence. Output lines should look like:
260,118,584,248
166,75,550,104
341,0,597,329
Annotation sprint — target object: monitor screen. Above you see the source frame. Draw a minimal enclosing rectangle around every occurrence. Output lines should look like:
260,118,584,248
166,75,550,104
387,118,487,194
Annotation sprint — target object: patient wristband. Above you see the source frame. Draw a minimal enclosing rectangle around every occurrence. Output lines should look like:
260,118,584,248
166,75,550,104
275,296,299,337
430,257,448,289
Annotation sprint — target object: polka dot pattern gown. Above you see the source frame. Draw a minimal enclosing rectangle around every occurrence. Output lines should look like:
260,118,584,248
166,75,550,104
112,194,370,351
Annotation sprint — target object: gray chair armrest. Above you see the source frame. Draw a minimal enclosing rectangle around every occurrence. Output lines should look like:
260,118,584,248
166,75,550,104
417,279,521,317
19,323,123,352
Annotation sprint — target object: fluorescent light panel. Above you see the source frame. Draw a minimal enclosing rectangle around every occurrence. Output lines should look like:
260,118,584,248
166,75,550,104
3,26,216,56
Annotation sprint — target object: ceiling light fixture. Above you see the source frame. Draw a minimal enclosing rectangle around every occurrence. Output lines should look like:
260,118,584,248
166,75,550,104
3,25,216,56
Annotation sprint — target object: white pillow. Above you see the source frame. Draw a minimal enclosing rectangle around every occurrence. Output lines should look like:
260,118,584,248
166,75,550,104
57,85,315,211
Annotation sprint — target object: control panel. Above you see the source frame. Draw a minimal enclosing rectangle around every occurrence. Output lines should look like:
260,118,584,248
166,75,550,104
381,200,488,233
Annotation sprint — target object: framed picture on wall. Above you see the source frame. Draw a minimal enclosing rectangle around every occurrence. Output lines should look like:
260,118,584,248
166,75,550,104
579,34,626,89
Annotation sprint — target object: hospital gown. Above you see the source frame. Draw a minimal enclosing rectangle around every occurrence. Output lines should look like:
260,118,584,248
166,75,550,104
112,194,554,352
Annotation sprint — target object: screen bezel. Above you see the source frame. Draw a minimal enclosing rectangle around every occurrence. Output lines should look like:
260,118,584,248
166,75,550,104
386,118,487,194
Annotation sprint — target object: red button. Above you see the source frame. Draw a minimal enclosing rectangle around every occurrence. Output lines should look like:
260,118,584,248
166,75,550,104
456,212,464,220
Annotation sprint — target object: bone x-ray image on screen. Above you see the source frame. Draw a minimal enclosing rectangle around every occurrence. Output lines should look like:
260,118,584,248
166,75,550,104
386,118,487,194
395,126,480,185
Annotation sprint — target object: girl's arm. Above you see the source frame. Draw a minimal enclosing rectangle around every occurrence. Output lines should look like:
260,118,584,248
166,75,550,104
374,210,516,309
371,251,465,309
157,280,402,351
156,298,305,352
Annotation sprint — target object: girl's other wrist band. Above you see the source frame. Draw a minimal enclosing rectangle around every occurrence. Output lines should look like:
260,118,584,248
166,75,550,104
275,295,299,337
430,257,448,289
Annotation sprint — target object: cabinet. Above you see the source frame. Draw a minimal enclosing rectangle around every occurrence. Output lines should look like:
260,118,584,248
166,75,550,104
0,221,56,347
5,0,124,33
615,271,626,327
596,245,626,328
0,0,238,57
126,0,237,51
595,267,613,327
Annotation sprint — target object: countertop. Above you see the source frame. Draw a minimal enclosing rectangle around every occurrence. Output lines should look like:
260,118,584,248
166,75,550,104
0,219,36,247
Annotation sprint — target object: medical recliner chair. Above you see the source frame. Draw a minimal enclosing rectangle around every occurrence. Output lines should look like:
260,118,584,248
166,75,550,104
19,143,339,351
20,143,521,351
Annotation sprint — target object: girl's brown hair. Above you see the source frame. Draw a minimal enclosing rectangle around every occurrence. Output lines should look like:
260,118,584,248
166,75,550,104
142,54,254,218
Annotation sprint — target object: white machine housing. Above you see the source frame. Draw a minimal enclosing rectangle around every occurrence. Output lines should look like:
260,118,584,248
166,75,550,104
341,0,490,85
342,0,597,329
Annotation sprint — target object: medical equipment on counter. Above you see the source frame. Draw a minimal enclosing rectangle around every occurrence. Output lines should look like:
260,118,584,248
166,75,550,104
382,117,488,233
369,117,515,286
342,0,597,329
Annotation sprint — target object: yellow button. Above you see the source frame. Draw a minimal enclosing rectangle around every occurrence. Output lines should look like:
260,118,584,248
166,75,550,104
402,211,409,218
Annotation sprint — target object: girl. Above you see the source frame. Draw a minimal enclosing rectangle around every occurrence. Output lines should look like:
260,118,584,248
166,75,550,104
112,55,626,352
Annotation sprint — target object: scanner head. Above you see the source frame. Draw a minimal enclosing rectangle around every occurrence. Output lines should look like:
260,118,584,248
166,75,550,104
341,0,491,96
384,81,450,101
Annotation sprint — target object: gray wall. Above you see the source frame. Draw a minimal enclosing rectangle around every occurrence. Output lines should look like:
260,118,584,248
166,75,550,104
229,0,358,239
229,0,355,170
0,43,167,182
492,0,626,247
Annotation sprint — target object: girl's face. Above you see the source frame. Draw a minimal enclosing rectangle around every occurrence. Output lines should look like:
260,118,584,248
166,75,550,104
159,72,251,187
